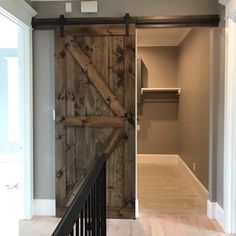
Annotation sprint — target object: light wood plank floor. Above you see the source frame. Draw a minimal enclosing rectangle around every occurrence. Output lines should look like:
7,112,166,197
107,214,229,236
20,217,60,236
20,214,232,236
19,156,233,236
138,155,207,215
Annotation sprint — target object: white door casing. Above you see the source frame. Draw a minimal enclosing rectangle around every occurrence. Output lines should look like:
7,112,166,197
0,0,37,219
219,0,236,234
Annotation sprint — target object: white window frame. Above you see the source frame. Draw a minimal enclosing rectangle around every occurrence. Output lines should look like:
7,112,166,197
219,0,236,234
0,0,37,219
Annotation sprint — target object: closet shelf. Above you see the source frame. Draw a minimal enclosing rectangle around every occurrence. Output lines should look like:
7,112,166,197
141,88,181,95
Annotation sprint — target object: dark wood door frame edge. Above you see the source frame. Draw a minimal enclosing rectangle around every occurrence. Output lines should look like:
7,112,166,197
32,14,220,30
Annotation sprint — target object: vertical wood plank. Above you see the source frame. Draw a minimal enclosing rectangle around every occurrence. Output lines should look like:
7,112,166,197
82,36,96,174
74,37,87,186
65,48,76,196
91,36,116,207
55,31,67,217
108,36,125,208
107,36,115,207
124,33,136,218
113,36,125,104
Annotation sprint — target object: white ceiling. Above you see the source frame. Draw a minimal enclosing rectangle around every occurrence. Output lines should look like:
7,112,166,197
137,28,191,47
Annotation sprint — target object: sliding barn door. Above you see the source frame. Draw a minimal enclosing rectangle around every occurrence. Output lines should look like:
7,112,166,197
55,25,135,218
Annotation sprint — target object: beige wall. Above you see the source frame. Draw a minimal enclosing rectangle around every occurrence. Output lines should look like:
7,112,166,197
137,47,179,154
138,102,179,154
138,47,178,88
178,28,210,189
31,0,219,19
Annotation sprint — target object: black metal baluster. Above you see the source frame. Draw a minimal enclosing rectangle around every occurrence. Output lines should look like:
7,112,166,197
97,174,101,236
76,219,79,236
102,155,107,235
88,194,91,236
81,209,84,236
101,164,106,236
98,172,102,236
101,170,104,236
96,177,100,236
90,192,92,236
70,227,74,236
85,201,88,236
94,184,96,236
92,186,95,236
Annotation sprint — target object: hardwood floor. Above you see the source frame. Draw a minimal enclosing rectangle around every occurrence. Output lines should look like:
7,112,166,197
20,214,230,236
19,155,232,236
138,155,207,215
20,216,60,236
107,214,227,236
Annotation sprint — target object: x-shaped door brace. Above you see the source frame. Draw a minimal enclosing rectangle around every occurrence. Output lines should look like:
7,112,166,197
65,36,128,160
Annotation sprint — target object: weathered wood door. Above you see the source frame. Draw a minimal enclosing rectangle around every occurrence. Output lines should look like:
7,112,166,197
55,25,135,218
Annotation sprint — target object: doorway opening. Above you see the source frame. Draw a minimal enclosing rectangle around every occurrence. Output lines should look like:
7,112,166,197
136,27,211,217
0,9,33,235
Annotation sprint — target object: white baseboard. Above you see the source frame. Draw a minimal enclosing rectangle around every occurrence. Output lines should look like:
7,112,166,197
177,156,208,199
207,200,225,231
135,198,139,218
33,199,56,216
207,200,216,219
